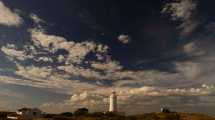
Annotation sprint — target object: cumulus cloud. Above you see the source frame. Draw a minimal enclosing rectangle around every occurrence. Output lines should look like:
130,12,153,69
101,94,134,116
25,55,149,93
1,27,128,82
30,28,108,64
3,32,215,113
0,65,96,95
30,13,45,24
91,61,122,72
162,0,199,36
2,12,215,114
40,84,215,113
0,26,115,93
183,42,196,53
175,61,201,79
162,0,197,21
0,1,23,26
117,34,130,44
2,36,213,92
1,44,33,61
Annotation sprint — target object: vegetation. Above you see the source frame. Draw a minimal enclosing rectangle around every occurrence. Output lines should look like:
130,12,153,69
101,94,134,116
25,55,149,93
39,112,215,120
1,109,215,120
73,108,89,116
60,112,73,117
34,112,215,120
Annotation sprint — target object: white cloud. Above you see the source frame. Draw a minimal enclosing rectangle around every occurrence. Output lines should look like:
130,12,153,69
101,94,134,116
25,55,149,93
57,55,65,63
3,32,215,106
127,86,212,96
0,1,23,26
183,42,198,54
2,20,215,114
175,61,201,79
162,0,197,21
3,41,215,114
40,84,215,113
0,28,124,82
1,44,33,61
118,34,130,44
36,57,53,62
30,13,45,24
162,0,198,36
16,64,53,79
0,67,96,95
30,28,108,64
91,61,122,72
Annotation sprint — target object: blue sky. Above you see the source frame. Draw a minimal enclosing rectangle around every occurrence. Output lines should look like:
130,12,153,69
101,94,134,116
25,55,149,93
1,0,215,115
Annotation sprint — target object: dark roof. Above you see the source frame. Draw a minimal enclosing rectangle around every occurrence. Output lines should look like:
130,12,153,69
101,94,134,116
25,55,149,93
17,108,32,112
0,112,14,114
7,113,21,117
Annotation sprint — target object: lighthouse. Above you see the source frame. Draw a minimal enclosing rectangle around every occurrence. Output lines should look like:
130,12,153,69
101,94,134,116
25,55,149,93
109,91,117,112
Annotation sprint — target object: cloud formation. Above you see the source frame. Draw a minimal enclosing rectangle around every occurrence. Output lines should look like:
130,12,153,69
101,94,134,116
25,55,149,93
40,84,215,113
0,3,215,114
2,25,215,113
117,34,130,44
162,0,199,36
30,13,45,24
30,28,108,64
1,44,33,61
0,1,22,26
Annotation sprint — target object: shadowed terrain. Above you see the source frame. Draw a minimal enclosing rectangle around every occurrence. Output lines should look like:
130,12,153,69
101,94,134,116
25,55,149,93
35,112,215,120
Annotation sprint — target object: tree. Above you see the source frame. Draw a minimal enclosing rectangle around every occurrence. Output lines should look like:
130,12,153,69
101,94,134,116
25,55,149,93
60,112,73,117
90,112,105,117
74,108,89,116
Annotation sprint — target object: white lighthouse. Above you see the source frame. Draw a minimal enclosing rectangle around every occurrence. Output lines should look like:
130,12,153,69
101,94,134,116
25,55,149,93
109,91,118,112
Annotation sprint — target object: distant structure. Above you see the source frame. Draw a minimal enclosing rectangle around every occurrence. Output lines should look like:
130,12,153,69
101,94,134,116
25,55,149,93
160,107,171,113
7,108,43,120
109,91,118,112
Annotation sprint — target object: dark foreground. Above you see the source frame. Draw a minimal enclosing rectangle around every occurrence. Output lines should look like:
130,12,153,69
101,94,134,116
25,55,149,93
37,112,215,120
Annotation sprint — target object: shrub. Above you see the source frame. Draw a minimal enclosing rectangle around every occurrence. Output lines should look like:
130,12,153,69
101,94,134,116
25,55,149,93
60,112,73,117
74,108,89,116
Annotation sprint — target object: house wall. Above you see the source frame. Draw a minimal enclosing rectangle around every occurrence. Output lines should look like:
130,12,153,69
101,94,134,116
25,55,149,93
17,109,43,119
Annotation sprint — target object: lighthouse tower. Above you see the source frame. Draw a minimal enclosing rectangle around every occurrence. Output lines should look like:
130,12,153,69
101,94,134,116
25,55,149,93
109,91,117,112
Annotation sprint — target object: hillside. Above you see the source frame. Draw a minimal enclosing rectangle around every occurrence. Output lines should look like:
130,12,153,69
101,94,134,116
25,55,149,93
36,112,215,120
131,112,215,120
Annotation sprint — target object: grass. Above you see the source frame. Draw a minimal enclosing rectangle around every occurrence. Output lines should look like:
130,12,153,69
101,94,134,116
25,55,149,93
34,112,215,120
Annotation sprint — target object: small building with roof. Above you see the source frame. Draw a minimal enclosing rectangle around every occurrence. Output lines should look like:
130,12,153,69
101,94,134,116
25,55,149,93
7,108,43,120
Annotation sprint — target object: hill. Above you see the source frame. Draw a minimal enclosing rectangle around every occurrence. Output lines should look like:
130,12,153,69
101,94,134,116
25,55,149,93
37,112,215,120
132,112,215,120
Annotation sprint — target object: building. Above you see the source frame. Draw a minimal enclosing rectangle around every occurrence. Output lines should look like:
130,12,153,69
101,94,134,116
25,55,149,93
7,108,43,120
109,91,118,112
160,107,171,113
0,112,14,120
7,113,19,120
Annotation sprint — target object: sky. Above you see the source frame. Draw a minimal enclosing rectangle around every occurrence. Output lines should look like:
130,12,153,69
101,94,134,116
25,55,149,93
1,0,215,115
